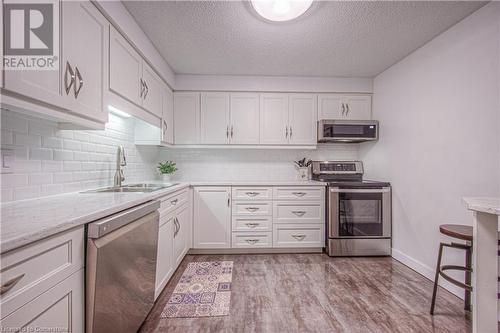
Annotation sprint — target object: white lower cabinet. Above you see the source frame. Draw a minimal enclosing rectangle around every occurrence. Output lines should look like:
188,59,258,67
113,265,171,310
273,224,324,248
0,270,84,333
193,187,232,249
155,216,175,300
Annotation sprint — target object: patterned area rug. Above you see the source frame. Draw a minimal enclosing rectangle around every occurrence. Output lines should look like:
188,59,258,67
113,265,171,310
161,261,233,318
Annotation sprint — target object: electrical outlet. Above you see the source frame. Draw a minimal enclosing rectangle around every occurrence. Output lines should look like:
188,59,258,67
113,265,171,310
1,148,14,174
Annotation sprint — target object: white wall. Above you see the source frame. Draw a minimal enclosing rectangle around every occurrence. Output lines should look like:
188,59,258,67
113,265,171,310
360,2,500,297
0,111,159,202
160,145,358,182
175,74,372,93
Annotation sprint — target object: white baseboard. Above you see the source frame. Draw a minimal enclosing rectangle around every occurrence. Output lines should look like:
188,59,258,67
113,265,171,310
391,248,465,299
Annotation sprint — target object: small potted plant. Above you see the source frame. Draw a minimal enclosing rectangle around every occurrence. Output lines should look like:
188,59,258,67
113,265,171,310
157,161,177,182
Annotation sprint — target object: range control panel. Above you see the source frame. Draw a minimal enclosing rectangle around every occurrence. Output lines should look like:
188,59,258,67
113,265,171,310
312,161,363,175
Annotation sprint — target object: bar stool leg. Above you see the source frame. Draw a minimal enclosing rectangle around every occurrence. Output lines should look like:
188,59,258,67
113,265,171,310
430,243,444,315
464,244,472,311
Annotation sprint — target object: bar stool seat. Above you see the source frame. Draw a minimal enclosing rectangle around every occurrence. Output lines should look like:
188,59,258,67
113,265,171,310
431,224,500,315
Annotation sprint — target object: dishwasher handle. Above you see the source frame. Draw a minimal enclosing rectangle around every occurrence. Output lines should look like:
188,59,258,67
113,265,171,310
88,200,160,239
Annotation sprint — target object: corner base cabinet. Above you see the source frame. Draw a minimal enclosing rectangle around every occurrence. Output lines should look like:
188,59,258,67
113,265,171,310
193,187,232,249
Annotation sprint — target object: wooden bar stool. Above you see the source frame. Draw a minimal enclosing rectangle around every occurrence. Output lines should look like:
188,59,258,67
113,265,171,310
430,224,500,315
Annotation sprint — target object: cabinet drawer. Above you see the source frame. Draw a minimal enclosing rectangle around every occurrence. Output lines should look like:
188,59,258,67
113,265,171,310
273,187,325,201
273,224,324,248
232,232,272,248
232,187,272,200
232,201,272,216
232,217,272,232
1,226,85,319
159,189,189,215
273,201,324,224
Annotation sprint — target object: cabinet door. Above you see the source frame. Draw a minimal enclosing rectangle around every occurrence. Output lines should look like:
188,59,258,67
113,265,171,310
173,204,191,266
174,92,200,144
62,1,108,123
155,217,174,299
3,3,62,109
230,93,260,144
200,92,230,144
259,94,289,144
193,187,231,249
0,270,84,332
318,94,343,120
343,95,372,120
109,26,142,106
162,87,174,145
141,62,163,118
288,94,317,145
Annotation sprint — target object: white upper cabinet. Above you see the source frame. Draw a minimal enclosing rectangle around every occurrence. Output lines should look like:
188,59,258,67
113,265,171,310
342,95,372,120
155,217,174,300
200,92,231,144
109,26,142,107
230,93,260,144
193,187,231,249
174,92,200,144
260,94,289,144
162,87,174,145
141,62,164,119
318,94,372,120
62,1,108,123
288,94,317,145
2,1,108,126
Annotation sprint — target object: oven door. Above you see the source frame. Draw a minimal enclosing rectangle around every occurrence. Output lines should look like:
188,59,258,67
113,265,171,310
329,187,391,238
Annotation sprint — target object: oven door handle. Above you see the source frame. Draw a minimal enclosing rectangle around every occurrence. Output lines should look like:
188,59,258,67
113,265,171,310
330,188,390,193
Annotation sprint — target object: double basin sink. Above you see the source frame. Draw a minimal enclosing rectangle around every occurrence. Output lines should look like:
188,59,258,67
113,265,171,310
83,183,178,193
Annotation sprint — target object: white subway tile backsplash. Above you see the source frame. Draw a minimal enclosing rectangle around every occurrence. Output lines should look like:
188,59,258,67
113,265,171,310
1,110,158,202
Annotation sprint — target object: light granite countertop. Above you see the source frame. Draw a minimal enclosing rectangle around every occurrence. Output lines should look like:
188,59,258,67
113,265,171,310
0,180,326,254
463,197,500,215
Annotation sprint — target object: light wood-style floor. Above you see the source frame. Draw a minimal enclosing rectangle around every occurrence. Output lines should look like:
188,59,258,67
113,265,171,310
140,254,471,333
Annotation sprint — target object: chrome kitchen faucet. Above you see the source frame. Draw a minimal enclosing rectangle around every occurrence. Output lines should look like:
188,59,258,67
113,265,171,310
114,146,127,187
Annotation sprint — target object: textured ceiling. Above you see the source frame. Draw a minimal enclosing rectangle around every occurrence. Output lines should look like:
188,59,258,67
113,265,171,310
123,1,486,77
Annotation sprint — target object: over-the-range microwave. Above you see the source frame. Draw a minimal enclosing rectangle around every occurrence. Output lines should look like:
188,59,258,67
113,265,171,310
317,120,379,143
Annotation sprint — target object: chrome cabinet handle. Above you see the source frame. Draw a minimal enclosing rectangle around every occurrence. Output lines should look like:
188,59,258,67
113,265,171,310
292,211,306,217
74,67,83,98
227,195,230,207
140,79,144,98
64,61,75,95
245,192,258,197
163,120,168,136
174,217,180,237
245,239,259,244
143,80,149,99
341,103,345,116
289,126,292,139
171,198,178,205
292,192,306,197
1,273,25,295
346,103,349,115
292,235,306,241
246,207,259,212
230,125,234,138
226,126,229,138
245,222,259,228
285,126,288,138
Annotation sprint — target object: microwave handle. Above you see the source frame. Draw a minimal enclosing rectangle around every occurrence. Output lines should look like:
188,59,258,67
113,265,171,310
330,188,390,193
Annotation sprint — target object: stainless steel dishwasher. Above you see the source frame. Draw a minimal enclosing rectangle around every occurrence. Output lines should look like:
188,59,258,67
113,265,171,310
86,200,160,333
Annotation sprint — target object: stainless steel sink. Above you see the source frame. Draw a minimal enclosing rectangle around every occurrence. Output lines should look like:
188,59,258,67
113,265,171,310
82,183,178,193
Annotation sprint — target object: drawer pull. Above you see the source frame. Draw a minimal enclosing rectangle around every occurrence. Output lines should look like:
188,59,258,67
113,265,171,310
245,239,259,244
1,273,25,295
245,222,260,228
292,211,306,217
245,192,259,197
246,207,259,212
171,198,179,205
292,235,306,241
292,192,306,197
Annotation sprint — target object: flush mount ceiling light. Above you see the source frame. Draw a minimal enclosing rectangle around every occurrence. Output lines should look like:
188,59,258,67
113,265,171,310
251,0,313,22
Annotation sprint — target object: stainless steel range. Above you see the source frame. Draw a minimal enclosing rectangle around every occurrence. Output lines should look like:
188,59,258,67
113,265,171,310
312,161,392,256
